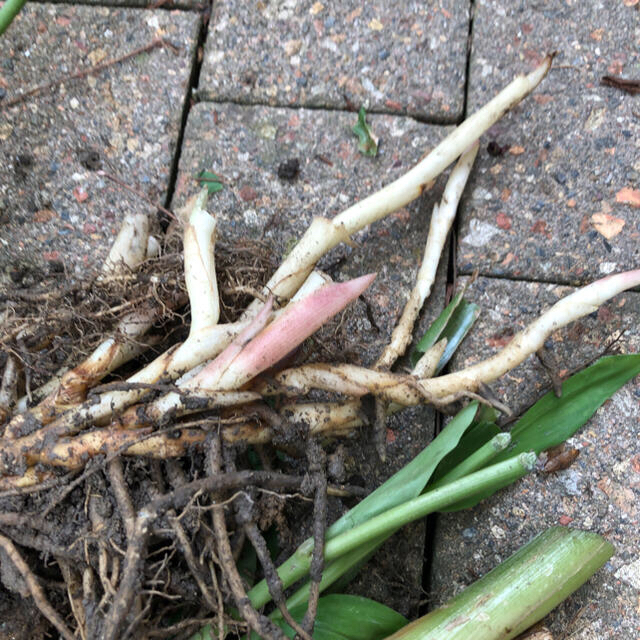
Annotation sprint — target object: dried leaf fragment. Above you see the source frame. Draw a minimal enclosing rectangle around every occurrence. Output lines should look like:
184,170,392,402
591,212,625,239
615,187,640,208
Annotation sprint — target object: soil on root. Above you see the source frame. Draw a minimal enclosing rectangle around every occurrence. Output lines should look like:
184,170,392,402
0,235,420,639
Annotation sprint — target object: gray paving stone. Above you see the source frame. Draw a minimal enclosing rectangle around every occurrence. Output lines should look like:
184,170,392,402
173,102,457,613
430,276,640,638
198,0,469,121
456,0,639,285
0,4,199,284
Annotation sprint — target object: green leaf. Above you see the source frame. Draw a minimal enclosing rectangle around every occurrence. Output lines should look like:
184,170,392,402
352,107,378,157
411,294,479,371
428,420,500,486
274,403,481,614
444,354,640,511
411,291,464,366
276,595,407,640
326,402,480,538
433,301,480,373
195,170,224,195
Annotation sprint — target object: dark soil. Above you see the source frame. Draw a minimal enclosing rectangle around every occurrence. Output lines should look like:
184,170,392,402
0,229,430,639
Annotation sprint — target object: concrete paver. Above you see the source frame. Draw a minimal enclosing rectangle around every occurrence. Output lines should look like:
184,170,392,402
456,0,640,285
430,276,640,638
0,3,199,283
198,0,470,121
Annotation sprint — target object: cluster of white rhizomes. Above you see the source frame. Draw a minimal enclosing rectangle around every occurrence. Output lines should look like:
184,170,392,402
3,54,639,478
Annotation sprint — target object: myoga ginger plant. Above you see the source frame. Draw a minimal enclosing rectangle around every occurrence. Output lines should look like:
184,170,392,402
0,55,638,640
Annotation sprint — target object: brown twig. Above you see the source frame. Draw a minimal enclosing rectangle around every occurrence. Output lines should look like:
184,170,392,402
107,459,136,542
102,469,303,640
0,533,75,640
208,436,288,640
146,617,217,638
243,520,313,640
600,75,640,95
373,396,389,462
302,439,327,635
3,38,179,108
58,558,88,640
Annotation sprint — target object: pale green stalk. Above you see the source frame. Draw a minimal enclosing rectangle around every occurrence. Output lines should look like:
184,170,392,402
247,453,536,609
385,527,614,640
0,0,27,36
428,432,511,490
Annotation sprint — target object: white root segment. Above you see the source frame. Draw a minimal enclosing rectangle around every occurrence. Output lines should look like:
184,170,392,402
0,356,19,426
376,143,478,369
412,338,448,379
267,269,640,405
118,274,376,429
244,56,552,316
182,189,220,333
223,338,450,444
100,213,150,277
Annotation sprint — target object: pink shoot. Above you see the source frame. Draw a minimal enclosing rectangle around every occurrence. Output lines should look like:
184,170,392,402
190,273,376,392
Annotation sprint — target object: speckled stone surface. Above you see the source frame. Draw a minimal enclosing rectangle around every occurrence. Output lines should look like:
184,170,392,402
0,4,199,284
430,277,640,639
173,102,455,613
456,0,640,285
198,0,469,122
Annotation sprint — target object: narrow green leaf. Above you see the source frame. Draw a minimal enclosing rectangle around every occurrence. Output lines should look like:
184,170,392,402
195,170,224,195
429,432,511,491
352,107,379,157
428,420,500,485
276,595,407,640
495,354,640,461
411,296,479,371
434,301,480,373
444,354,640,511
326,402,479,538
411,291,464,367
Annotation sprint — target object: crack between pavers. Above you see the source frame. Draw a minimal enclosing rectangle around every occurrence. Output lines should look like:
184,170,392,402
456,268,640,291
27,0,205,12
162,0,212,215
419,0,476,616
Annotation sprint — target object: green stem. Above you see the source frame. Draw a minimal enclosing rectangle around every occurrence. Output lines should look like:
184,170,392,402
248,453,536,609
0,0,27,36
324,453,534,561
274,535,387,618
385,527,614,640
429,432,511,490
